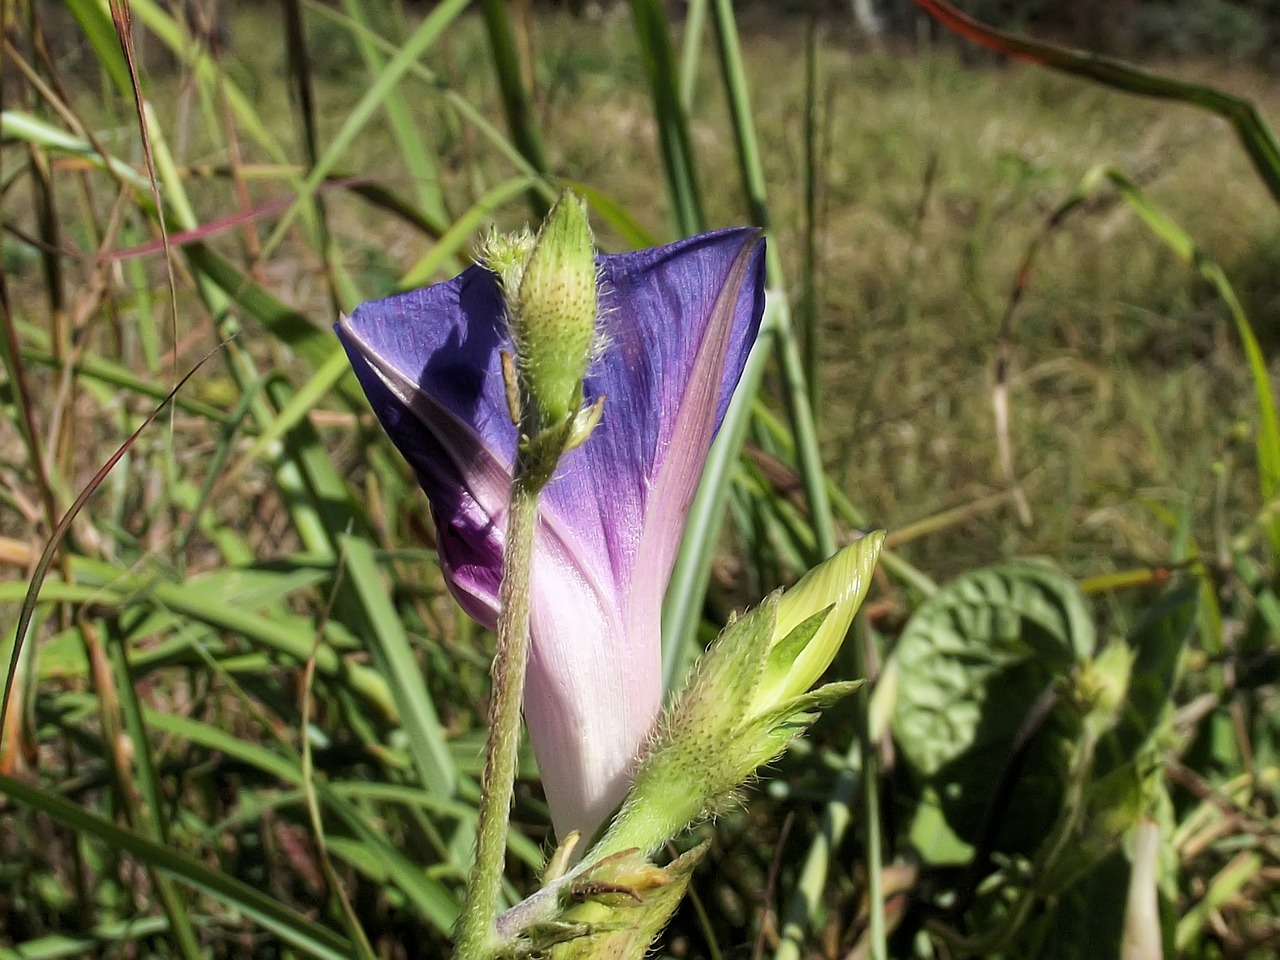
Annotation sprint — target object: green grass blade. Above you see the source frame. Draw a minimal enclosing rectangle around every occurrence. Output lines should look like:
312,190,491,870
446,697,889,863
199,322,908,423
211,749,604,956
710,0,769,231
1102,169,1280,560
338,534,456,799
915,0,1280,203
101,702,463,931
142,578,397,720
678,0,708,113
399,176,537,288
258,0,472,261
0,774,353,960
561,180,660,250
61,0,130,91
0,110,151,190
479,0,551,218
104,620,203,960
708,0,834,560
629,0,705,237
707,11,874,949
337,0,453,233
302,1,555,199
228,347,351,479
120,0,289,163
17,329,227,421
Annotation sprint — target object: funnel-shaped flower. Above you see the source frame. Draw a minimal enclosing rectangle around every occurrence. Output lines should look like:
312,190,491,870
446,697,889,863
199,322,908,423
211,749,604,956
338,229,766,842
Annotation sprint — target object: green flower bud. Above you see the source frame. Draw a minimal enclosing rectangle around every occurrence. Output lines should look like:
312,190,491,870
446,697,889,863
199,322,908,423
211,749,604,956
753,530,885,714
592,533,884,860
506,191,599,427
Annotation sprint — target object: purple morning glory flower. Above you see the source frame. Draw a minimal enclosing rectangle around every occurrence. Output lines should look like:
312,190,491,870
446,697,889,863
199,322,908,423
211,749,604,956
338,228,766,842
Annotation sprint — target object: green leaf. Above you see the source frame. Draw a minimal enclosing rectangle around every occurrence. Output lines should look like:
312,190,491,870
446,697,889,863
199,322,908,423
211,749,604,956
0,916,171,960
890,561,1093,853
628,0,704,237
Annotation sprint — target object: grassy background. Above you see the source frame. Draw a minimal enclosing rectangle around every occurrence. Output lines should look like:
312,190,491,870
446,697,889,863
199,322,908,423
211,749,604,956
3,3,1280,958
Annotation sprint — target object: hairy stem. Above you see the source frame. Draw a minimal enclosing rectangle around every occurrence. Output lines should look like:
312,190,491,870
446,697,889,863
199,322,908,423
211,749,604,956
455,471,542,960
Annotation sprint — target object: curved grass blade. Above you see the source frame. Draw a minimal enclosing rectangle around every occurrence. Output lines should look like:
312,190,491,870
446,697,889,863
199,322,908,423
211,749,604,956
561,180,659,250
258,0,471,262
302,0,555,202
913,0,1280,203
0,110,150,190
337,0,451,231
706,5,875,953
993,164,1280,563
1100,169,1280,560
0,774,352,960
1,346,223,763
337,534,456,799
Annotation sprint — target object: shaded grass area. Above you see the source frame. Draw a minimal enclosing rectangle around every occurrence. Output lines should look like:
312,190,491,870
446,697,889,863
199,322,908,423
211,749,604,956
4,3,1280,957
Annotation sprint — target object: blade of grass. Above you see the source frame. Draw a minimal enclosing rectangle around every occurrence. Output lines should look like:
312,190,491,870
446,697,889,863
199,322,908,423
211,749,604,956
479,0,550,218
337,0,453,236
257,0,471,263
629,0,704,237
913,0,1280,203
1101,169,1280,561
0,774,353,960
707,4,876,952
225,347,350,482
678,0,708,113
560,180,659,250
18,327,227,421
1,348,219,765
302,1,557,201
94,0,286,162
399,175,537,288
300,585,381,960
708,0,834,559
102,613,203,960
338,534,456,799
22,562,399,721
53,688,464,932
280,0,345,321
0,110,151,190
800,15,821,410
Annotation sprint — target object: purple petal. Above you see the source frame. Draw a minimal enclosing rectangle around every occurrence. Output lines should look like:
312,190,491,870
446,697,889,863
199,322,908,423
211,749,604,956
337,227,766,841
338,308,512,625
545,229,765,607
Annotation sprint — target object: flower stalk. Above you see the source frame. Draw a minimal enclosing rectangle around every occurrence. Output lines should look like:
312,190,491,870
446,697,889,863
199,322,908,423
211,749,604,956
455,468,541,960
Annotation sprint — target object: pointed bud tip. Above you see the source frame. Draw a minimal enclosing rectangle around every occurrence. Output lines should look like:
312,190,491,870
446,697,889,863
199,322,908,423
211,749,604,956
752,532,884,711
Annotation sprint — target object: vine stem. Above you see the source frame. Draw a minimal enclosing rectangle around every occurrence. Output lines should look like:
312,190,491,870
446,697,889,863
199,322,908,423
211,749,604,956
455,471,542,960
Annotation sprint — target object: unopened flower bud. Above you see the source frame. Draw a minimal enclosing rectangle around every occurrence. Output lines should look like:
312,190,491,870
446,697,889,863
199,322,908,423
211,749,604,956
507,191,598,426
753,530,885,714
593,533,884,860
